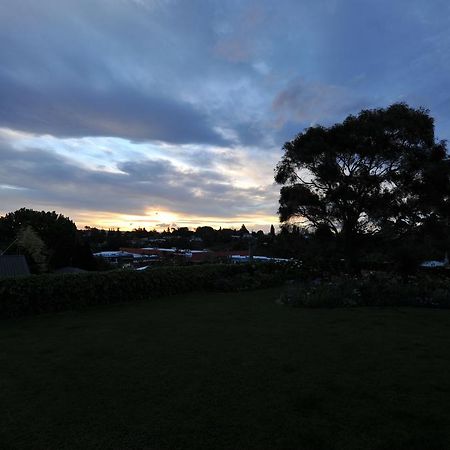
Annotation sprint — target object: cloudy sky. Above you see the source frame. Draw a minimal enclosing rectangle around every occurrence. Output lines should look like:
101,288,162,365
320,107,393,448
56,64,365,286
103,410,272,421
1,0,450,231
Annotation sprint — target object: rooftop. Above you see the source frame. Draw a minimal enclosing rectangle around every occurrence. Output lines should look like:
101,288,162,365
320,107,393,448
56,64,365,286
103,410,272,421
0,255,30,278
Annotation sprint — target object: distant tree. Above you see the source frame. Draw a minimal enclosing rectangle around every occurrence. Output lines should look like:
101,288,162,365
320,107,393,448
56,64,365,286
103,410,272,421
268,224,308,259
132,227,149,239
240,224,249,235
217,228,234,244
72,240,98,271
106,228,124,250
168,227,193,249
270,224,276,236
173,227,193,238
275,103,450,269
195,226,216,247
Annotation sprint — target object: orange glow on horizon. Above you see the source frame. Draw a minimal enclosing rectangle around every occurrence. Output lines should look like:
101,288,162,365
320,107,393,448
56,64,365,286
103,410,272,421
0,206,279,232
73,210,278,232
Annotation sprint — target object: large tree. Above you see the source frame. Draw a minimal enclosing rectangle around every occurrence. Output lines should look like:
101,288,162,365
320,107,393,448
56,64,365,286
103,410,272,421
275,103,450,265
0,208,95,269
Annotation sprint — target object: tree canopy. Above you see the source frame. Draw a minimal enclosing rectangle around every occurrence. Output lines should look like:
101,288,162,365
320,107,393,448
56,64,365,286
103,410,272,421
0,208,94,270
275,103,450,265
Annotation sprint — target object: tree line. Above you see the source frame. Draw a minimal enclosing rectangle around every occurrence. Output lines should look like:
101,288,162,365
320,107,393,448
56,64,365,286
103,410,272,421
0,209,286,272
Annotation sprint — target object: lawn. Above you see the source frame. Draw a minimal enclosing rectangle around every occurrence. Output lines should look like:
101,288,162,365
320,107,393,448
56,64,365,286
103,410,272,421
1,288,450,450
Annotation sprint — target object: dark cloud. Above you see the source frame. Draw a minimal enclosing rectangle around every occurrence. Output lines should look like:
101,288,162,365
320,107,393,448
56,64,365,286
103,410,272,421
2,0,449,148
0,74,227,145
271,77,375,143
272,77,372,126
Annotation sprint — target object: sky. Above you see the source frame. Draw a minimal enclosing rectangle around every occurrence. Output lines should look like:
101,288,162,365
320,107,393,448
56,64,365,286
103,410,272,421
1,0,450,231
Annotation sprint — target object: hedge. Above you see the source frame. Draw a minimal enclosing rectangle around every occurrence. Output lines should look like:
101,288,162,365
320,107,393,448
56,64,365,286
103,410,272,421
0,263,290,318
279,273,450,308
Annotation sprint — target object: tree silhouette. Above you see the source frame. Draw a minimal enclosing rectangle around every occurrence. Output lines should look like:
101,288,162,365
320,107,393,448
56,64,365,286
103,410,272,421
240,224,249,235
0,208,93,269
275,103,450,267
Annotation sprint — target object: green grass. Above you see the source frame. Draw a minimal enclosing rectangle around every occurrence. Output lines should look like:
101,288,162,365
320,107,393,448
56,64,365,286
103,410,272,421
2,288,450,449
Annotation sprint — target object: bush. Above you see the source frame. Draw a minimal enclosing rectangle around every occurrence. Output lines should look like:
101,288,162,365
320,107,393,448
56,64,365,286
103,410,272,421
0,263,291,318
279,273,450,308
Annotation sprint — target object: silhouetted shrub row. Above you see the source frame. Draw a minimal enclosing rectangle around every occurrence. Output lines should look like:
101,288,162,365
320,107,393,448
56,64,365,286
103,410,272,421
0,263,290,318
279,273,450,308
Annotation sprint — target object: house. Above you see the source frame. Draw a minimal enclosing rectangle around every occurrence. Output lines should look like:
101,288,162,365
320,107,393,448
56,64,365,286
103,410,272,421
420,260,448,268
215,250,250,258
230,255,291,264
95,250,159,267
93,251,135,265
420,254,449,269
124,247,212,263
0,255,30,278
176,250,212,263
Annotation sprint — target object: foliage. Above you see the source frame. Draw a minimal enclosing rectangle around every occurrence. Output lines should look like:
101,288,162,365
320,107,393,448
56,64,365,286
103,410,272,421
270,224,275,236
0,208,95,270
0,263,291,318
279,272,450,308
16,226,48,273
275,103,450,269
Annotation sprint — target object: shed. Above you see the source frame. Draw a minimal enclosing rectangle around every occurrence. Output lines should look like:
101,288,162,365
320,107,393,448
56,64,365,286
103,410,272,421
0,255,30,278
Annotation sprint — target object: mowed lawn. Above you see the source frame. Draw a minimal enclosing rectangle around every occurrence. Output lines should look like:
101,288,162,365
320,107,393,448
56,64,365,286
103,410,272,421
2,289,450,450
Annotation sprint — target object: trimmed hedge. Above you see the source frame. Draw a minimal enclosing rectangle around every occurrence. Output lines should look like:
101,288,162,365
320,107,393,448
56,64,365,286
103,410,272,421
0,263,289,318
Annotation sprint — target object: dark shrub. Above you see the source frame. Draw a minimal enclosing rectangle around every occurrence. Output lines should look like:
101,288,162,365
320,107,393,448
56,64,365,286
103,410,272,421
279,273,450,308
